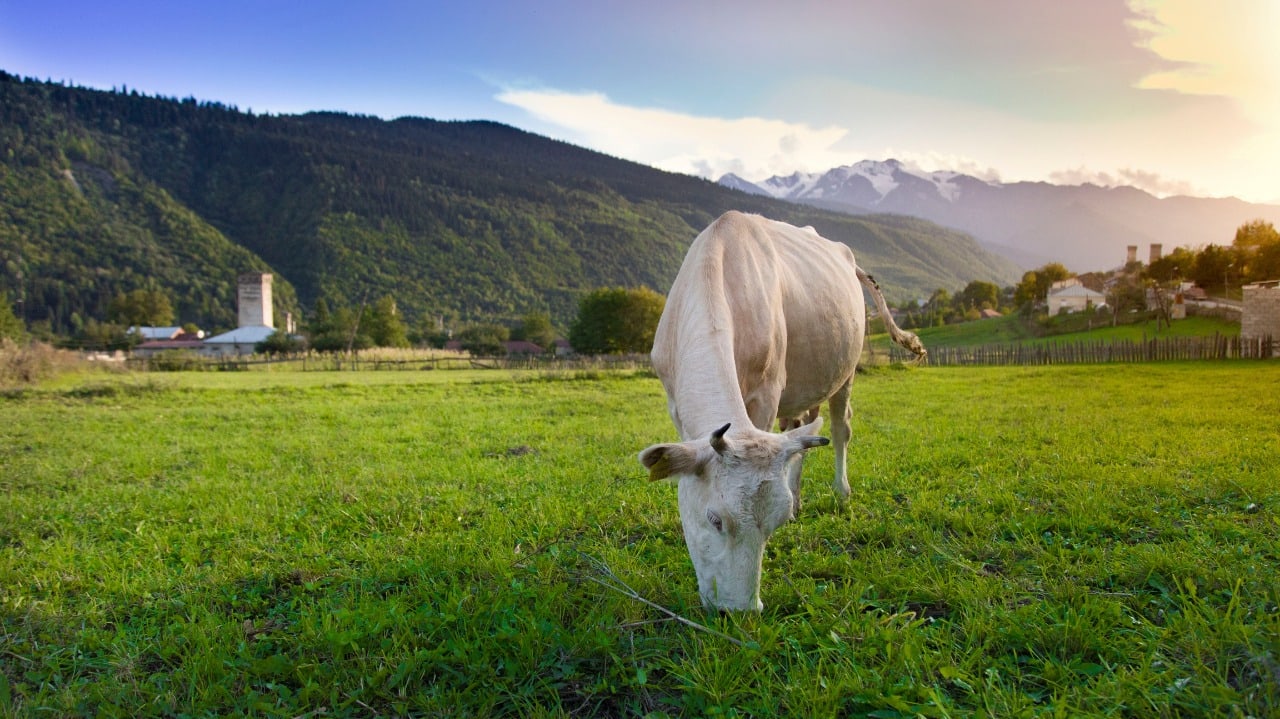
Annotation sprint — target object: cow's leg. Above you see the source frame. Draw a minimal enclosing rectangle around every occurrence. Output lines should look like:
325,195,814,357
778,406,819,432
778,406,820,513
829,379,853,499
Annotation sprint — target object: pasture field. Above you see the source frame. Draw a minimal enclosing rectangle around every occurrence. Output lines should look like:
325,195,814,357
906,315,1239,350
2,364,1278,717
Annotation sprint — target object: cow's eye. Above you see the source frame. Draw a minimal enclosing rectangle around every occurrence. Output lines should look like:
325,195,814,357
706,509,724,533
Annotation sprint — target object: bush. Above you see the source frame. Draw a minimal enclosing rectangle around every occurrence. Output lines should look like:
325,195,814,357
569,287,664,355
145,350,208,371
0,340,93,387
256,331,307,356
455,324,509,356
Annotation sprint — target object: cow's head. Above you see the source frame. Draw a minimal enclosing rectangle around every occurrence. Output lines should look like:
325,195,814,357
639,418,828,611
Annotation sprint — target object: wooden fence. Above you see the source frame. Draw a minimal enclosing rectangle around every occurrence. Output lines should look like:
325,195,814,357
127,336,1276,372
127,352,653,373
889,333,1275,366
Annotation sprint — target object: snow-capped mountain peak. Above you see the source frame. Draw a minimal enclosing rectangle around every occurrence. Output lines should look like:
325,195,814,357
759,170,825,199
715,159,1280,274
719,159,979,206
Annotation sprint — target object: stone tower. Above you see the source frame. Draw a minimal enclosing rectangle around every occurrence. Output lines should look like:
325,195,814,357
1242,281,1280,356
237,273,273,328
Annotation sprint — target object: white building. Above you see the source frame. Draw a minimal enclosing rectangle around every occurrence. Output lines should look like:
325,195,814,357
200,273,276,357
201,325,278,357
1047,284,1106,314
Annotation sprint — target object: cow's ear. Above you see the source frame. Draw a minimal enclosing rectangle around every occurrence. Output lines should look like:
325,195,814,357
639,442,704,481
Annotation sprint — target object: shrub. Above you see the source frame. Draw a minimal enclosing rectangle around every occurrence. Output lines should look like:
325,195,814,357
0,340,94,387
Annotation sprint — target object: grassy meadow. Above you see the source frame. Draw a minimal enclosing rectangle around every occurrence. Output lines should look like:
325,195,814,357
2,363,1278,717
904,314,1241,350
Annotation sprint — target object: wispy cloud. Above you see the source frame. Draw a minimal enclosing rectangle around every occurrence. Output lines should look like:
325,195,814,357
1048,166,1199,197
496,88,856,180
497,88,1007,183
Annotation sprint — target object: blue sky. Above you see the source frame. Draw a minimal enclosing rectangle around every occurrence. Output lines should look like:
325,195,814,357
2,0,1277,203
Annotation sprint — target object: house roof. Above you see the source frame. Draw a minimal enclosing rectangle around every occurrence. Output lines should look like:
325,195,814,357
136,339,205,350
504,340,544,354
442,339,546,354
204,326,277,344
131,326,183,340
1048,285,1105,299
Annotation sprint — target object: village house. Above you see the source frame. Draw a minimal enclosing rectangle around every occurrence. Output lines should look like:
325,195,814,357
132,330,206,358
131,326,185,341
1047,282,1106,314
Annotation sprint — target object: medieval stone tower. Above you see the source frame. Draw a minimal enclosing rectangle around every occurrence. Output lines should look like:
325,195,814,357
237,273,273,328
1242,281,1280,356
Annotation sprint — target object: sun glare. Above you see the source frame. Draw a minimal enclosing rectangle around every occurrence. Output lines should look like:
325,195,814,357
1134,0,1278,107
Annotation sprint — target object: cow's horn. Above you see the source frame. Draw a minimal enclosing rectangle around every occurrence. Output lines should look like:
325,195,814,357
710,423,731,455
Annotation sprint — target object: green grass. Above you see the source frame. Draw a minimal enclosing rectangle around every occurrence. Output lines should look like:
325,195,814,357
905,316,1041,347
905,314,1240,350
2,365,1278,717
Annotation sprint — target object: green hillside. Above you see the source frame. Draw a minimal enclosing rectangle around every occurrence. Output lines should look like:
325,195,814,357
0,72,1021,334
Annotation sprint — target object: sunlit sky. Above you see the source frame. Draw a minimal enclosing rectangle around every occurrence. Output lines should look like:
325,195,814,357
2,0,1278,203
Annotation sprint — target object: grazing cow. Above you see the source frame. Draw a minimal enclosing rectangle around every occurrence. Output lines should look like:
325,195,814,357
639,211,926,611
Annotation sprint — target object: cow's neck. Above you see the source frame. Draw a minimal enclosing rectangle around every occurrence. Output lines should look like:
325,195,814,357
667,313,755,441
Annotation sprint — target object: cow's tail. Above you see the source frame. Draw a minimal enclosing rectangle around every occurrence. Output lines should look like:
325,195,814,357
856,267,927,364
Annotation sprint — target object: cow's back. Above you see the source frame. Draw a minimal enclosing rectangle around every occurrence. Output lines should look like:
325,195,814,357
652,212,864,436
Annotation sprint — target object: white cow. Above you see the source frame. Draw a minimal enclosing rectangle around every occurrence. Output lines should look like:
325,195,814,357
639,211,926,611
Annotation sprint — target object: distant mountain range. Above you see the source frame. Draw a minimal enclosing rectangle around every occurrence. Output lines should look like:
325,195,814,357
720,160,1280,272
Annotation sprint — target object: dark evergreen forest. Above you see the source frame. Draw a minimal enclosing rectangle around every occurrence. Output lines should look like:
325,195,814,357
0,72,1020,335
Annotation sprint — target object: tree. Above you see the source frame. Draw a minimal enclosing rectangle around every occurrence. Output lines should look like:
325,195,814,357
307,300,371,353
310,297,333,333
455,323,509,356
1013,271,1040,309
362,295,409,348
1146,246,1196,283
72,319,135,351
1190,244,1236,294
1233,220,1280,283
108,288,174,327
956,280,1000,311
1013,263,1072,310
569,287,665,355
256,330,305,355
1105,274,1145,327
1253,242,1280,282
1233,219,1280,253
513,311,556,351
0,291,26,343
927,288,952,326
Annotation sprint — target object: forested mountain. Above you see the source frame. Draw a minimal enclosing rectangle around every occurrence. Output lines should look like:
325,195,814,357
0,72,1020,334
